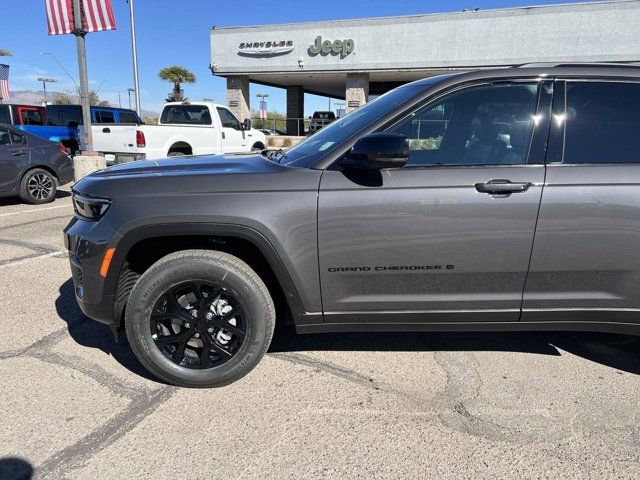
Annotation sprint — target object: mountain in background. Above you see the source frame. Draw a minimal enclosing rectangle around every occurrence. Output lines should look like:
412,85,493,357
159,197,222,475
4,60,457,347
4,90,160,119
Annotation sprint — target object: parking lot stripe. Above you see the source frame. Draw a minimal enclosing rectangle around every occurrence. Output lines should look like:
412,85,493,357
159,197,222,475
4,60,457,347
0,250,66,270
0,203,72,218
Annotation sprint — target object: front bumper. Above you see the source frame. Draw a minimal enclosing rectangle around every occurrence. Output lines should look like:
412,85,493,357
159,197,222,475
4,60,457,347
64,216,118,327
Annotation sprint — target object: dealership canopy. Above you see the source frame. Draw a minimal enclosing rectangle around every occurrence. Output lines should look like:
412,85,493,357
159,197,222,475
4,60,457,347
210,0,640,134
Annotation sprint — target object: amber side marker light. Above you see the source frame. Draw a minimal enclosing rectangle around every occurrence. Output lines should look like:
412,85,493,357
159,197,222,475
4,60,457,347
100,248,116,277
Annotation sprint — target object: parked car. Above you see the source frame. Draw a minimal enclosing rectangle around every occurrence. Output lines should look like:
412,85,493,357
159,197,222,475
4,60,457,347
66,64,640,387
83,102,267,163
259,128,286,136
0,124,74,204
8,105,142,155
307,110,336,134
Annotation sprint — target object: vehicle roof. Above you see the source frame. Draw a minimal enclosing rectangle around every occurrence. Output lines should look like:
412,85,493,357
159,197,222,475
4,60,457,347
46,104,140,113
163,102,225,108
411,63,640,88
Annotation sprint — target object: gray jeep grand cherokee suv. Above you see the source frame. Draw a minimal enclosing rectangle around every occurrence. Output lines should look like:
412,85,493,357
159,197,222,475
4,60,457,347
65,64,640,387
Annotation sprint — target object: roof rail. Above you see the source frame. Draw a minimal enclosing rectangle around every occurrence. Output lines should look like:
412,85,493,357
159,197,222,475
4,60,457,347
513,62,640,69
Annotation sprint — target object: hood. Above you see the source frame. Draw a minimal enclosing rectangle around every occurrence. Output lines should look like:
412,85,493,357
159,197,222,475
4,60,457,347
89,153,280,179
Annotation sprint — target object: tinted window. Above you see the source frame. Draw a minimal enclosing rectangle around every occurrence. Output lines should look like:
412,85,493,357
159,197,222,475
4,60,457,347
10,131,26,144
46,106,83,126
96,110,115,123
284,80,438,167
564,82,640,164
216,107,240,128
161,105,212,125
387,83,539,167
19,108,43,126
0,128,10,145
118,111,139,124
0,106,9,124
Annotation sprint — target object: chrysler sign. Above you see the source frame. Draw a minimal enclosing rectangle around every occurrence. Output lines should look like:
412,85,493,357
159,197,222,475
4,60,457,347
238,40,294,56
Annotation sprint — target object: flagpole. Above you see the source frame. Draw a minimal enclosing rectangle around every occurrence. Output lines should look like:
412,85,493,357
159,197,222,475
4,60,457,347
72,0,94,155
128,0,142,116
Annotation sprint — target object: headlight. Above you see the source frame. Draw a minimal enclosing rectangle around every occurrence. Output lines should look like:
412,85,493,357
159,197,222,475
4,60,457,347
72,193,111,221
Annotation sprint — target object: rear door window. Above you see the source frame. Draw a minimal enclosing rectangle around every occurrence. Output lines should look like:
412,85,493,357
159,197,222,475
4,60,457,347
96,110,115,124
0,128,11,145
161,105,212,125
46,106,83,126
10,131,26,144
563,81,640,164
118,111,140,124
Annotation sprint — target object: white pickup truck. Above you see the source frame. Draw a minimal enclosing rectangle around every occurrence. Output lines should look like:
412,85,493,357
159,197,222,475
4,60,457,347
81,102,267,163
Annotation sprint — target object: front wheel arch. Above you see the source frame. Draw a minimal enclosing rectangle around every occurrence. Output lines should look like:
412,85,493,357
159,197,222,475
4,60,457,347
107,224,307,329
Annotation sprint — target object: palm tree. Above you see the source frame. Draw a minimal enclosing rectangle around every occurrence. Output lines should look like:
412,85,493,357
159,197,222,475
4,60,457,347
159,65,196,102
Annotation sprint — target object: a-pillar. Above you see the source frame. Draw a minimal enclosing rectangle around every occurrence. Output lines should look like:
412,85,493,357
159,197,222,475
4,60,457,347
345,73,369,112
286,86,304,136
226,75,250,121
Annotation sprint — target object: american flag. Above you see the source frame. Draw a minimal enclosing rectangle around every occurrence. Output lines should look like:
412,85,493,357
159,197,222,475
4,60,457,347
46,0,116,35
0,64,10,101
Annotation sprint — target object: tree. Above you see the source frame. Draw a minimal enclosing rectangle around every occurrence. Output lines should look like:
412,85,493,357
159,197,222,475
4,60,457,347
51,91,75,105
159,65,196,102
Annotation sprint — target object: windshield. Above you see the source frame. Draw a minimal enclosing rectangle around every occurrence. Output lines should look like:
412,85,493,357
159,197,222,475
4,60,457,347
283,82,432,167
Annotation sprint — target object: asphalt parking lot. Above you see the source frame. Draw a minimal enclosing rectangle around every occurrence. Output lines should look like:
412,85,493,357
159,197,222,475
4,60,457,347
1,186,640,479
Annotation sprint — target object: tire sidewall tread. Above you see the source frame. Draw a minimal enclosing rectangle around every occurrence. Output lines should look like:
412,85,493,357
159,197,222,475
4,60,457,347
125,249,275,388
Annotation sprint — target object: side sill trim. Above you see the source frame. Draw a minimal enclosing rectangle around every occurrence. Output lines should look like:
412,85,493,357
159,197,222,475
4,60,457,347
296,320,640,336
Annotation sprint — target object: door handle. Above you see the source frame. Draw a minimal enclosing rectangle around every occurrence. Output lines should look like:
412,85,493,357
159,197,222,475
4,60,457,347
475,179,531,195
102,127,111,133
12,150,26,156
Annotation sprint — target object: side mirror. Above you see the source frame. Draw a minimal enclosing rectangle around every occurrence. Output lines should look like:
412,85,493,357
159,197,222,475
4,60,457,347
340,133,408,170
242,118,252,131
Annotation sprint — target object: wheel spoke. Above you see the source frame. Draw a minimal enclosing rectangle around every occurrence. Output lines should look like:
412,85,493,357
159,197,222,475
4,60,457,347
154,331,184,346
220,322,245,339
199,334,214,368
209,339,233,358
171,331,192,363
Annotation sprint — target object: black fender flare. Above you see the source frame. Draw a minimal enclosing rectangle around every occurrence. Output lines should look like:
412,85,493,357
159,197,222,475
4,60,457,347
105,222,307,320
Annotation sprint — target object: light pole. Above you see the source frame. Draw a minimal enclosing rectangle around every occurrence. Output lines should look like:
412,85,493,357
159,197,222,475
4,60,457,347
37,77,57,105
127,88,135,109
127,0,142,116
39,52,78,91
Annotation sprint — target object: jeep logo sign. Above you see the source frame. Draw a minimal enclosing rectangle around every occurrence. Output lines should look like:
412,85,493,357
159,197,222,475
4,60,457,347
308,36,354,58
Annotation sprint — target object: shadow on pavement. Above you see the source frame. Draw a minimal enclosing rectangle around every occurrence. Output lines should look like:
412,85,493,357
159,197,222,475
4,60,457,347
56,277,640,379
55,278,161,384
0,189,71,207
0,457,33,480
268,321,640,376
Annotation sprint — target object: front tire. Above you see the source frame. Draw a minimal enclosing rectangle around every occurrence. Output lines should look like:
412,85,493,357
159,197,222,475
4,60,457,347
125,250,275,387
19,168,58,204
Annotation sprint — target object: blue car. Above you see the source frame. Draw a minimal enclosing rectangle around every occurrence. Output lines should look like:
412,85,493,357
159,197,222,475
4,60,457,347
0,104,141,154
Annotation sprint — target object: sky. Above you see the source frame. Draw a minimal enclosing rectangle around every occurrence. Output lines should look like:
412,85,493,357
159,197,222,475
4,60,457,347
1,0,597,115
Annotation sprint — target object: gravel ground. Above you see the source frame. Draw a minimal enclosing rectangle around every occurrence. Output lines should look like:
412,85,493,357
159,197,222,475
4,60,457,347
1,185,640,479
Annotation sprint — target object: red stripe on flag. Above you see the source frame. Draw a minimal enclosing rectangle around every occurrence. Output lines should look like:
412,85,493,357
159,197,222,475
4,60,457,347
82,0,116,33
45,0,74,35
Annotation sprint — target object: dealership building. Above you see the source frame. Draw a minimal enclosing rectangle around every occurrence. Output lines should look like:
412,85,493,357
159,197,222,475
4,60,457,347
210,0,640,135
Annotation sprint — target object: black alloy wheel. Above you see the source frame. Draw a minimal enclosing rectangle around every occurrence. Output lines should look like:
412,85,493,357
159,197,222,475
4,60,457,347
151,281,246,369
